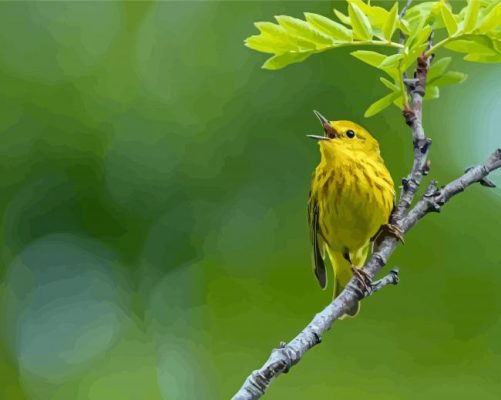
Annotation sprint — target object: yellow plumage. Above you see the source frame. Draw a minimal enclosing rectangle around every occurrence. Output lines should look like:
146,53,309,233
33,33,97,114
307,112,394,316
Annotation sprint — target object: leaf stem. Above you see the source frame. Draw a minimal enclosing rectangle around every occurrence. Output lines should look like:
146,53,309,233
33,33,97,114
425,34,459,56
343,40,404,49
289,39,404,56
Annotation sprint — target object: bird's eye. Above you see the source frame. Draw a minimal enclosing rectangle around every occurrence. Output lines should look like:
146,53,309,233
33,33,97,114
346,130,355,139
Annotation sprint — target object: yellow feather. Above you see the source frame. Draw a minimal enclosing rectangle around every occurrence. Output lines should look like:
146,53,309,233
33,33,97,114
308,119,394,317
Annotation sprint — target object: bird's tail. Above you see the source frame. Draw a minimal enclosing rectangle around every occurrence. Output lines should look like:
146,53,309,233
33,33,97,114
327,249,360,317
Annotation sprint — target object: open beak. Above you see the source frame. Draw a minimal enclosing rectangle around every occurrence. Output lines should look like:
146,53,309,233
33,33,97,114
307,134,330,141
307,110,339,140
313,109,330,126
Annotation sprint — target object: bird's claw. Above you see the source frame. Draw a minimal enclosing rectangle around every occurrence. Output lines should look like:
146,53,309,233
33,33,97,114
351,265,372,295
372,223,405,247
385,223,405,244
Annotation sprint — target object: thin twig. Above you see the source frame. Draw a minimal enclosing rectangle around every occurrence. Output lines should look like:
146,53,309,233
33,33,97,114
405,149,501,227
367,267,400,294
392,33,434,223
399,0,413,18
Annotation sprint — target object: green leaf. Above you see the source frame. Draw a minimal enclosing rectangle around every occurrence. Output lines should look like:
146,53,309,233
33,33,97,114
351,50,399,79
348,0,390,28
262,52,313,70
304,12,353,41
429,71,467,86
427,57,452,81
403,42,428,70
412,24,433,49
405,2,444,31
334,9,352,26
364,91,401,117
399,18,410,35
275,16,333,46
350,50,387,67
254,21,286,36
406,14,429,47
404,2,435,21
445,37,497,55
464,53,501,63
478,3,501,33
463,0,481,33
348,2,373,40
244,35,287,54
246,24,298,54
380,77,399,91
439,2,458,36
405,23,432,68
383,2,399,41
379,53,403,69
424,85,440,100
366,6,390,28
251,22,315,51
429,2,447,30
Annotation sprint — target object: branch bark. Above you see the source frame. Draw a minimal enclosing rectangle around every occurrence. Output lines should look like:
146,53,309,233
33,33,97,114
232,34,501,400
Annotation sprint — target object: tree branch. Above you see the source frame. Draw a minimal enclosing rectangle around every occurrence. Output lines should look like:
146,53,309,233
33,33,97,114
405,149,501,228
232,33,501,400
231,269,399,400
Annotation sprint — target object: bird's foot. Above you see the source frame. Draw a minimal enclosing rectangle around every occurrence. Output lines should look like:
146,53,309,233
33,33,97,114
350,265,372,294
373,223,405,245
385,223,405,244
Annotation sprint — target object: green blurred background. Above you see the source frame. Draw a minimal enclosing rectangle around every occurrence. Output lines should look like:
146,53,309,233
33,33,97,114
0,1,500,399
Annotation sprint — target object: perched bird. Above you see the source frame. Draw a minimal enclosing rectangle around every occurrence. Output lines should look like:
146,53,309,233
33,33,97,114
307,110,397,316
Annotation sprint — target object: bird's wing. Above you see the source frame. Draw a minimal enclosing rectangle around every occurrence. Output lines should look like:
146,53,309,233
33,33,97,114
307,192,327,289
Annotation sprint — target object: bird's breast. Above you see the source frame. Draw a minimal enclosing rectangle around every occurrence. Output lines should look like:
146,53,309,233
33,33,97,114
313,157,394,251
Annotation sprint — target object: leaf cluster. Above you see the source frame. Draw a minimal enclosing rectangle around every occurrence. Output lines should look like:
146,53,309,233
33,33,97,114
245,0,501,117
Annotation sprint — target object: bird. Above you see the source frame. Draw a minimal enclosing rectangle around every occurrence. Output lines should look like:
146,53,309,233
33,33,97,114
307,110,398,316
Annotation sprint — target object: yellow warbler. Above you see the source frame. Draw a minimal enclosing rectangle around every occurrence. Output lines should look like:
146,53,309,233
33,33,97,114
307,110,396,316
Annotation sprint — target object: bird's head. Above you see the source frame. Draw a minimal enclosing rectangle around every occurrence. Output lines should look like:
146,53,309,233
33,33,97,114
308,110,381,159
